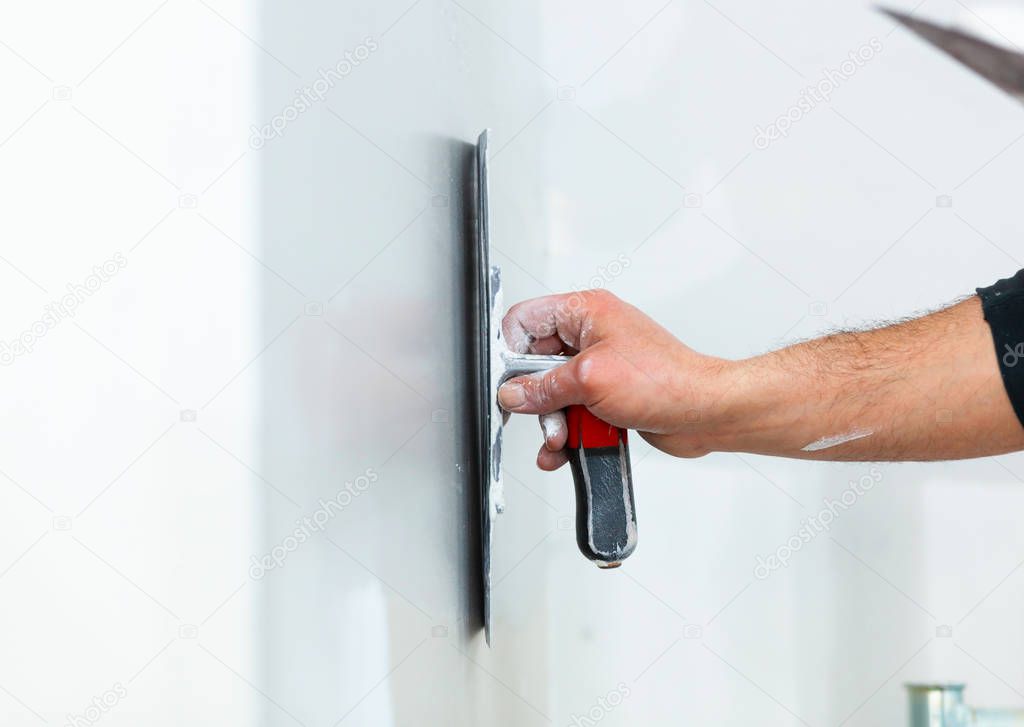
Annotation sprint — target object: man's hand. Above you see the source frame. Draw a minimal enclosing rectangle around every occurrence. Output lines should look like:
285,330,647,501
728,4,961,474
499,290,1024,467
499,290,735,469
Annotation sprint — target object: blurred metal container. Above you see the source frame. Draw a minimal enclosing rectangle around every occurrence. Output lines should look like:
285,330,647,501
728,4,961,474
907,684,1024,726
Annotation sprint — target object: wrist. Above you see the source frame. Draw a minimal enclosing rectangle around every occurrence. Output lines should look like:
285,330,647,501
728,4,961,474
689,353,795,454
667,356,753,453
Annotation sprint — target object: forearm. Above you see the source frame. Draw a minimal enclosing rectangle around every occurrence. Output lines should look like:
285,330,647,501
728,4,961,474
706,297,1024,460
499,289,1024,467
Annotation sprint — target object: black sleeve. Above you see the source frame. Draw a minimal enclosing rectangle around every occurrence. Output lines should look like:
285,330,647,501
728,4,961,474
977,269,1024,428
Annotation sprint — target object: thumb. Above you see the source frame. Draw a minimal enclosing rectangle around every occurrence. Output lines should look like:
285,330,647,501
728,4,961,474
498,353,594,415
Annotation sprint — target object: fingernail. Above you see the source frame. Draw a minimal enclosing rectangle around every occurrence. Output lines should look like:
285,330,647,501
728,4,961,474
498,382,525,408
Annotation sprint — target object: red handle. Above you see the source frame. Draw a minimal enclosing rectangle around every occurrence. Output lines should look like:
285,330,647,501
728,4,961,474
566,405,627,448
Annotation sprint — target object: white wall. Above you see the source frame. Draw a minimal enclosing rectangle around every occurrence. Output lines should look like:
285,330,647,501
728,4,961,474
0,0,258,725
2,1,1024,726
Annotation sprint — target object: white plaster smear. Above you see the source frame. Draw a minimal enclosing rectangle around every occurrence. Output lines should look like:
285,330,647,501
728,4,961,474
801,428,873,452
540,411,566,445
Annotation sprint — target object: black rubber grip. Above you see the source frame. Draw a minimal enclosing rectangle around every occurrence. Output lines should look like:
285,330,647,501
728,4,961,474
566,442,638,567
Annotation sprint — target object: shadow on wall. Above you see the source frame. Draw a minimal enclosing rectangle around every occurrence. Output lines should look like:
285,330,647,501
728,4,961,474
253,0,521,720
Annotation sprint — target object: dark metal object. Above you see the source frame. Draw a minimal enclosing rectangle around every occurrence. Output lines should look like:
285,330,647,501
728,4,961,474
882,7,1024,103
472,130,497,645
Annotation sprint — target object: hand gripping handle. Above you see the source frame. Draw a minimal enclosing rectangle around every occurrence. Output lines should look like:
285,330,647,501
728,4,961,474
565,406,638,568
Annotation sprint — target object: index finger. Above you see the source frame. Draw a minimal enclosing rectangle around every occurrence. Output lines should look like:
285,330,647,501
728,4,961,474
502,290,612,354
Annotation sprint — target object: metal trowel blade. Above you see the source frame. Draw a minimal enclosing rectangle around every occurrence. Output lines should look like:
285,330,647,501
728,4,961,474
475,129,504,646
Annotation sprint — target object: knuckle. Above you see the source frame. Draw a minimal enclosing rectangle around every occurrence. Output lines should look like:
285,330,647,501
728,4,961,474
563,288,614,314
539,370,562,405
535,319,556,339
522,371,557,408
504,299,525,321
574,352,608,402
583,288,619,308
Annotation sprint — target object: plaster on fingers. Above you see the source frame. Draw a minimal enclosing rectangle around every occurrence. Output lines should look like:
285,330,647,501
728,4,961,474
539,411,568,450
503,295,587,353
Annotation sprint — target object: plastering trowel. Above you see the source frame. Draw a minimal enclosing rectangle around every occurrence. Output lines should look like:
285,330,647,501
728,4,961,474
472,130,638,644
